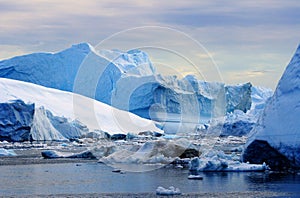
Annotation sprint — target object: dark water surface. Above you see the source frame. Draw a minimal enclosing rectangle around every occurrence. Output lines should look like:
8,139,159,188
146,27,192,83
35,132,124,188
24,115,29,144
0,162,299,196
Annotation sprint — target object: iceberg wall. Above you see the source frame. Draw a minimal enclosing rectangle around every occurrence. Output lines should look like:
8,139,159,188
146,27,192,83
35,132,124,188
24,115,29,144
0,100,34,142
243,44,300,170
0,100,89,142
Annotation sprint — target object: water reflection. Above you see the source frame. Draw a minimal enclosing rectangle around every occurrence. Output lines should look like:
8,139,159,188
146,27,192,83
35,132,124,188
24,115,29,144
0,163,299,196
245,172,300,194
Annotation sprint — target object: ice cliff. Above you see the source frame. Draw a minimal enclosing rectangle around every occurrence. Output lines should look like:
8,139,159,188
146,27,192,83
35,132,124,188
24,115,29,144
243,45,300,170
0,100,88,142
0,100,34,142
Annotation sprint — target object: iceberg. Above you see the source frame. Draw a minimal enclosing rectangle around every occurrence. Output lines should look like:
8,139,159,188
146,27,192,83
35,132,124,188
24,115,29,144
225,82,252,113
0,78,162,141
0,43,155,106
205,86,272,137
243,44,300,170
0,43,255,123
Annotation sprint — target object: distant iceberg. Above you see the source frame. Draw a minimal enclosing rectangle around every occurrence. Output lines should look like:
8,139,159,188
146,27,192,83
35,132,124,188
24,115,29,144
0,43,259,123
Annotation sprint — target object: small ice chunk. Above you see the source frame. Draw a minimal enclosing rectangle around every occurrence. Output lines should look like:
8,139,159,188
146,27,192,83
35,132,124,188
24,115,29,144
41,150,96,159
175,165,183,169
156,186,181,196
188,175,203,180
0,148,17,156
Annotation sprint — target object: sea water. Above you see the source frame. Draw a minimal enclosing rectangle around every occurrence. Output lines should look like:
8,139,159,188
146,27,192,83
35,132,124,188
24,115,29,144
0,163,299,196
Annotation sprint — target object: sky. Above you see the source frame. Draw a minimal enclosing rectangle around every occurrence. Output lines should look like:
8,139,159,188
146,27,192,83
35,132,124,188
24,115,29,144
0,0,299,89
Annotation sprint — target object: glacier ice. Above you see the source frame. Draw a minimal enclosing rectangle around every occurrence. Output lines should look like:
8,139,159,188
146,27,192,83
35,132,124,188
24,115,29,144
243,44,300,170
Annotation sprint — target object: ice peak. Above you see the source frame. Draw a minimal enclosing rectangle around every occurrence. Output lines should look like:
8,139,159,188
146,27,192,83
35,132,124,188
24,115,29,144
70,42,94,54
183,74,198,82
276,44,300,95
99,48,156,76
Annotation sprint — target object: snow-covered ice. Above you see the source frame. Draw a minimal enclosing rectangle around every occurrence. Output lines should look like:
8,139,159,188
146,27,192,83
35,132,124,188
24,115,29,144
0,78,162,140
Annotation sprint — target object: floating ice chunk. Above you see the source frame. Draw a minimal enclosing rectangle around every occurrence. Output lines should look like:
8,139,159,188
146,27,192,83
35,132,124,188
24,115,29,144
156,186,181,196
101,139,198,165
175,165,183,169
0,148,17,156
188,175,203,180
90,144,117,159
190,150,268,172
41,150,96,159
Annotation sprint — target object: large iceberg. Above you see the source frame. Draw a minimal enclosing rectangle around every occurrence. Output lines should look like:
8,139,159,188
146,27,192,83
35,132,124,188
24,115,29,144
0,78,162,141
0,43,155,107
243,44,300,170
0,43,254,122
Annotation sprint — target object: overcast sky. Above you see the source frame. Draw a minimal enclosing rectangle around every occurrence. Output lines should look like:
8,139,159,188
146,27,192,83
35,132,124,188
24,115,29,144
0,0,299,89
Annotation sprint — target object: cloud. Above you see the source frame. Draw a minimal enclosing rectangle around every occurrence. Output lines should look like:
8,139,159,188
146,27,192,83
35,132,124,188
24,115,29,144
0,0,299,89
